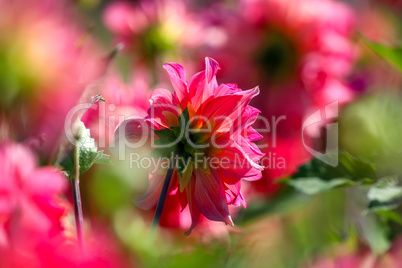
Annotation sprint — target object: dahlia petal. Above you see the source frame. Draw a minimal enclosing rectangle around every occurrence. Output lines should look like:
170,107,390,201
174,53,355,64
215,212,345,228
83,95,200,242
147,104,180,129
179,161,193,192
223,180,243,207
193,169,232,226
232,106,261,137
178,190,188,212
25,169,66,195
188,71,207,110
245,127,263,141
19,196,54,233
168,171,178,196
205,57,220,84
212,137,263,180
233,86,260,108
199,95,243,121
233,138,264,170
212,87,260,133
233,192,247,209
163,63,188,104
214,83,240,97
136,172,165,210
149,88,178,106
185,178,201,235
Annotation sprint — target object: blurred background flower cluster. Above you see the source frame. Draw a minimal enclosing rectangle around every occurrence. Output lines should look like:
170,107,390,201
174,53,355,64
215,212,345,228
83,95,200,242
0,0,402,267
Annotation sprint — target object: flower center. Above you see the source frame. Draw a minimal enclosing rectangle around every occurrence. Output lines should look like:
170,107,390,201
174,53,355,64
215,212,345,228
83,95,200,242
255,29,300,83
152,108,209,178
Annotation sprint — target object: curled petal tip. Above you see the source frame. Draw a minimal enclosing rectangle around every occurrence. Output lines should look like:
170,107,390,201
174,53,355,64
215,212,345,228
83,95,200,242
251,86,260,96
205,57,220,83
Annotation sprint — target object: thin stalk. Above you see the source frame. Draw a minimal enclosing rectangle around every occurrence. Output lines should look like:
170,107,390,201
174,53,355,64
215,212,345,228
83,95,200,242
71,144,85,251
151,152,178,232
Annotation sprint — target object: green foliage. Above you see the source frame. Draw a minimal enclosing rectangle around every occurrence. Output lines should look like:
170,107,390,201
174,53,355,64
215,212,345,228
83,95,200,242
367,177,402,212
362,36,402,72
60,124,112,177
150,108,193,175
287,152,377,194
179,107,190,129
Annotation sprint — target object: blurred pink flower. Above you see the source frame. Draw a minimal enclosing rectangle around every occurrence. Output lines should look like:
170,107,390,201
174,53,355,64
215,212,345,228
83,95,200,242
0,0,103,158
120,57,264,234
309,236,402,268
102,0,203,64
198,0,357,194
0,228,130,268
0,141,67,247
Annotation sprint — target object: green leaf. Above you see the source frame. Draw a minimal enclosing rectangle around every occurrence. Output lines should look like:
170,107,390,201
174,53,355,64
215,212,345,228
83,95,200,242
368,177,402,203
361,213,391,254
94,151,113,165
150,146,177,159
375,210,402,225
366,177,402,213
59,123,113,177
288,152,377,194
362,36,402,72
287,177,355,195
153,128,176,141
179,107,190,129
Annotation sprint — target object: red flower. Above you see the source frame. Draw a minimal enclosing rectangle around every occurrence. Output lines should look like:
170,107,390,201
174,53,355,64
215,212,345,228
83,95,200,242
118,57,264,234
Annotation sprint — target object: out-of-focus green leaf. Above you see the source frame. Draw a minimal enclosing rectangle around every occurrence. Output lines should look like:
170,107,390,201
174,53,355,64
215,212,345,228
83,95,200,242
287,177,354,195
361,214,391,254
339,94,402,176
287,152,377,194
368,178,402,203
375,210,402,225
362,36,402,71
365,177,402,214
179,107,190,129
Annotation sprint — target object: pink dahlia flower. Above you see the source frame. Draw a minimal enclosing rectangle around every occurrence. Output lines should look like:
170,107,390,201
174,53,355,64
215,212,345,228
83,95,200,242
0,0,102,158
103,0,203,65
0,141,67,247
117,57,264,234
0,227,130,268
197,0,356,194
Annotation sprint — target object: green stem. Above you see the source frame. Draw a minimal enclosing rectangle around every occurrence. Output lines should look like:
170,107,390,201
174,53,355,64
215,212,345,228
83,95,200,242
71,144,85,251
151,152,178,232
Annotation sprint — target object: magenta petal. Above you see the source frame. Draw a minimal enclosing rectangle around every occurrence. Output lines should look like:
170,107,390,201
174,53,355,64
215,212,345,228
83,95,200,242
185,178,201,235
163,63,188,104
199,95,243,123
212,136,263,180
205,57,220,84
149,88,177,106
188,71,207,110
193,169,233,226
25,168,66,195
214,83,240,97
